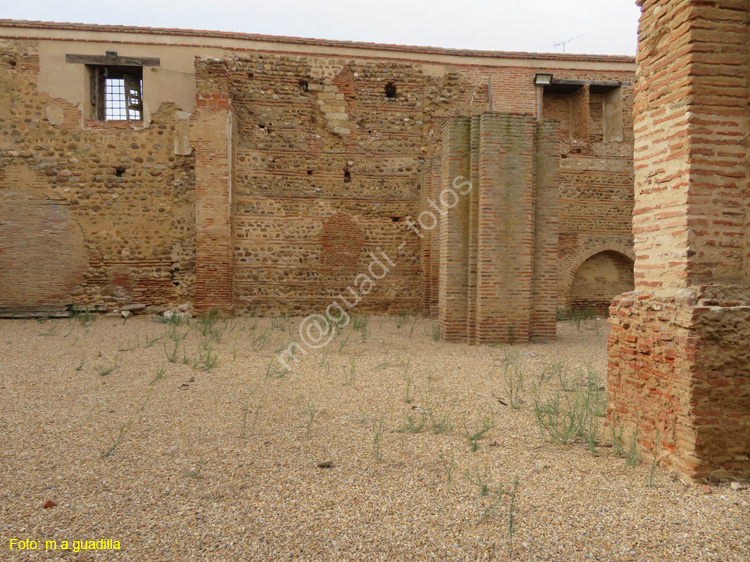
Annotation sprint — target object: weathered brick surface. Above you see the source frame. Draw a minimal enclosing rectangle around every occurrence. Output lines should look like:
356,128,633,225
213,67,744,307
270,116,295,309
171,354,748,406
438,114,560,344
0,41,195,315
608,0,750,482
0,23,635,319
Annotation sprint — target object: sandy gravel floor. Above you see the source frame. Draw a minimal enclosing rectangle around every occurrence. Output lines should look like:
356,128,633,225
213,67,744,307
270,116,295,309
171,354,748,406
1,314,748,561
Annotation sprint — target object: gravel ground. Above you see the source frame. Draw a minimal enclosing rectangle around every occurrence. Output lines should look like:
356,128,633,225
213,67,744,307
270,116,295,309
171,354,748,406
1,314,748,561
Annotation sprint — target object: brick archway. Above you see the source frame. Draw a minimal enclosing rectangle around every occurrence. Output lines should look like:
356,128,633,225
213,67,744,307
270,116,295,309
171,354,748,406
562,244,635,310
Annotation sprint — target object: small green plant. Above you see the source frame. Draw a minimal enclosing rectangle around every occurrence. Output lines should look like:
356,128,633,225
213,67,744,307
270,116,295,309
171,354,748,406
647,431,661,487
427,397,454,434
252,328,271,352
401,359,414,403
477,485,505,525
271,313,289,332
337,330,351,353
75,357,85,372
166,323,190,345
439,451,457,489
507,476,520,553
399,410,427,433
610,416,626,457
465,463,492,497
375,354,405,370
194,348,218,371
342,358,357,387
39,323,60,337
95,356,120,377
538,360,564,386
138,390,152,422
507,325,517,346
396,313,410,330
626,426,640,467
407,315,419,338
150,365,166,385
163,340,179,363
265,359,288,379
73,306,95,327
299,394,319,437
117,338,138,352
533,390,589,444
101,419,132,458
144,333,164,348
504,350,524,409
372,416,385,462
319,345,329,367
463,408,496,451
240,386,265,438
432,323,441,341
352,315,371,342
569,307,594,331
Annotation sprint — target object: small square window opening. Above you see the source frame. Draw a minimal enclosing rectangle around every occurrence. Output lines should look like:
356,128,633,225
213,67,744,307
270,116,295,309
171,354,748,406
90,66,143,121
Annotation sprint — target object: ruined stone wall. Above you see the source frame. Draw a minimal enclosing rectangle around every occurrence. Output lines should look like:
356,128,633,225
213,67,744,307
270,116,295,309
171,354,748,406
0,40,195,315
0,23,636,318
608,0,750,482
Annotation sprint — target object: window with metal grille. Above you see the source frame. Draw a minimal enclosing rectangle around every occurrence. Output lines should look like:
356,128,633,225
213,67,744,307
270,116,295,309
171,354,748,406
90,66,143,121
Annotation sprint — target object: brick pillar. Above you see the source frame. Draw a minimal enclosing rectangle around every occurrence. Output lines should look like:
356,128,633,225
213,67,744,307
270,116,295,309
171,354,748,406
530,121,560,340
438,113,560,344
476,114,536,343
571,85,590,144
191,59,235,315
466,116,481,342
607,0,750,482
439,118,471,341
419,159,440,316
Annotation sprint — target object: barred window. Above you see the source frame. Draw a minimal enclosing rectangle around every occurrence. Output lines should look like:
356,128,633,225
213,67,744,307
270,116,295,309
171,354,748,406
90,66,143,121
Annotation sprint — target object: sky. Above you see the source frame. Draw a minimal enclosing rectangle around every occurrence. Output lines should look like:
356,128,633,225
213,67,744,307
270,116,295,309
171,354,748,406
1,0,641,56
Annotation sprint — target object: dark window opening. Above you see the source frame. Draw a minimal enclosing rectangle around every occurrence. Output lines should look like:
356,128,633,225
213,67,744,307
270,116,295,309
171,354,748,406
307,169,313,175
9,60,16,67
298,79,309,92
390,217,401,222
115,167,126,177
343,170,351,182
248,72,254,78
385,82,397,99
89,65,143,121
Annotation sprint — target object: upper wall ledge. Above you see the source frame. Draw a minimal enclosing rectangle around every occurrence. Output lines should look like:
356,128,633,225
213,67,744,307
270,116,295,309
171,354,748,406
0,19,636,70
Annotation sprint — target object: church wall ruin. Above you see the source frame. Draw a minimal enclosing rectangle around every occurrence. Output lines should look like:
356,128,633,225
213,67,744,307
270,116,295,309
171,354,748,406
0,21,635,329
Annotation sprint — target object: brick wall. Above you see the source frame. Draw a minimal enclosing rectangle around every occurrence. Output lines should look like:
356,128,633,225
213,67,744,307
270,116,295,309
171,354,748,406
608,0,750,482
0,26,635,320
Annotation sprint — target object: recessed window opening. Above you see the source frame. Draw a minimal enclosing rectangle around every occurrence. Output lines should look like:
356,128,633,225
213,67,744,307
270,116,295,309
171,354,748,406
90,65,143,121
385,81,397,99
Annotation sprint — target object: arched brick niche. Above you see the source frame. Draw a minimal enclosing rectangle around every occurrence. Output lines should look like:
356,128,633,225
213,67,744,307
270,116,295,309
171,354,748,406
563,244,635,314
569,250,634,315
321,212,364,268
